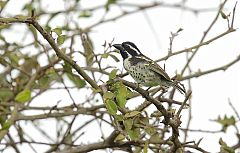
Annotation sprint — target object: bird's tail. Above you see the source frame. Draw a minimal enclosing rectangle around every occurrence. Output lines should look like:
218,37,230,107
169,81,186,94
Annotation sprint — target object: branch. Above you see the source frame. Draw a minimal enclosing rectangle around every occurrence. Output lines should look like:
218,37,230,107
180,0,228,75
181,54,240,81
155,28,236,62
0,16,101,91
57,130,120,153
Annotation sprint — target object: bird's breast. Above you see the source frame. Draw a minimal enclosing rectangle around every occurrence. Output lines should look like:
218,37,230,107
123,58,158,85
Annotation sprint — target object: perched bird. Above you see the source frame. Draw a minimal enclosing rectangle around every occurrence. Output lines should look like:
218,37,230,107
113,41,185,94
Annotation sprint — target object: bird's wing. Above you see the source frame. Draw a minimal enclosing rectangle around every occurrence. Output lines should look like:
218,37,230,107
135,55,171,81
146,59,171,81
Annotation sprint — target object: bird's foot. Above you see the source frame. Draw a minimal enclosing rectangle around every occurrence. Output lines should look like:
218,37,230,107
146,87,152,91
134,83,140,90
160,87,168,94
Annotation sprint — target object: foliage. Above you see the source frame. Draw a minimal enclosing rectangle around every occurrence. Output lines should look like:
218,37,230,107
0,0,239,153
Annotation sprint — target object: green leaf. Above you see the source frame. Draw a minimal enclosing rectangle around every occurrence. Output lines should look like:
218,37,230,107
115,133,125,141
219,138,235,153
115,82,128,108
149,133,162,143
127,128,140,141
109,69,117,80
0,89,14,101
0,24,10,30
7,52,20,67
103,92,115,100
57,35,67,45
63,62,72,73
0,1,7,9
81,33,94,66
38,76,51,89
115,114,123,121
15,89,31,103
124,111,141,118
66,73,86,88
79,11,92,18
105,0,117,11
1,121,11,130
53,27,62,36
123,118,133,130
145,126,156,136
28,24,38,44
101,53,109,58
45,25,51,33
105,99,117,115
37,71,59,89
143,141,148,153
109,54,120,62
22,3,32,11
215,115,236,132
220,11,228,19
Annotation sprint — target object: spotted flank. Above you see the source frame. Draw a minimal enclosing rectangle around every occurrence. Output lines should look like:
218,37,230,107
113,41,186,94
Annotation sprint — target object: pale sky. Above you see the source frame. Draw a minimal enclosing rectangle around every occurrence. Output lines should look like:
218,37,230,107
1,0,240,152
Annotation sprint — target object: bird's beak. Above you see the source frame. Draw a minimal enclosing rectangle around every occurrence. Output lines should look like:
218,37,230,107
113,44,124,51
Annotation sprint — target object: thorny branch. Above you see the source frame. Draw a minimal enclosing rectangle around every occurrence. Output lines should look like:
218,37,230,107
0,1,239,153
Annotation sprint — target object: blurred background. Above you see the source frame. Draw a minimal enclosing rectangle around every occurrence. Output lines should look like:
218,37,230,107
0,0,240,152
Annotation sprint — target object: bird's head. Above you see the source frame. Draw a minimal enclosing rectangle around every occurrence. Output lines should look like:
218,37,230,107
113,41,142,60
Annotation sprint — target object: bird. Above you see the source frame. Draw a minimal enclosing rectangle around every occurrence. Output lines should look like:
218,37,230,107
113,41,185,94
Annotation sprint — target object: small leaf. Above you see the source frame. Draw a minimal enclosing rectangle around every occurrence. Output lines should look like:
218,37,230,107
28,24,38,43
2,121,11,130
115,133,125,141
220,11,228,19
145,126,156,136
109,69,117,80
81,33,94,66
215,115,236,132
101,53,109,58
109,54,120,62
105,0,117,11
53,27,62,36
45,25,51,33
63,62,72,73
124,111,140,118
103,92,115,100
0,24,10,30
37,71,59,89
219,138,235,153
0,89,14,101
79,11,92,18
38,76,51,89
57,35,67,45
115,114,123,121
22,3,32,11
127,128,140,141
143,141,148,153
123,118,133,130
177,28,183,33
150,133,162,143
0,1,7,9
115,82,128,108
66,73,86,88
105,99,117,115
15,89,31,103
7,52,20,67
